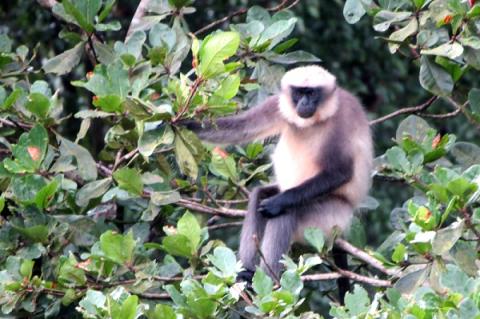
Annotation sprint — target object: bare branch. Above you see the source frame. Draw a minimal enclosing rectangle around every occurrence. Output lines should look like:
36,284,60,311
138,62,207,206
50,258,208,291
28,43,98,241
194,0,300,36
254,234,281,285
302,271,392,287
335,239,399,277
208,221,243,230
126,0,152,41
176,198,246,218
369,96,437,126
444,97,480,129
418,107,461,119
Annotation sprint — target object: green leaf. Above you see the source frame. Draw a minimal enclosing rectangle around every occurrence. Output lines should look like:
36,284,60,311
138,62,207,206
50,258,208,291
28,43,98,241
43,41,85,75
58,254,87,285
113,167,144,196
252,268,273,296
388,18,418,53
450,142,480,168
162,234,194,257
419,56,454,96
76,62,130,100
100,230,136,265
304,227,325,252
34,177,60,209
95,21,121,32
373,10,411,32
344,0,367,24
113,295,138,319
391,243,406,263
20,260,34,279
138,124,174,157
247,6,271,24
25,93,51,119
256,18,297,49
208,247,237,277
215,73,240,99
344,285,370,315
0,196,4,214
468,88,480,114
150,23,176,51
386,146,410,172
147,304,176,319
440,264,474,295
177,212,201,251
421,42,464,59
264,50,321,64
209,149,238,181
115,30,146,61
92,94,123,113
174,129,201,179
63,0,101,32
58,136,98,181
198,31,240,78
75,178,112,207
2,88,23,109
280,270,303,294
4,125,48,173
12,224,49,243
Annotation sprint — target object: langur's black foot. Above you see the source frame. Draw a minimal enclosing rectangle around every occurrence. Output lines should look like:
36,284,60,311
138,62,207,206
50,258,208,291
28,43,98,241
236,269,255,285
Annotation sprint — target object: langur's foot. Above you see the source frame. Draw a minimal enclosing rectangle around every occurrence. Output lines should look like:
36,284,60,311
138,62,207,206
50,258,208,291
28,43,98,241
236,269,255,285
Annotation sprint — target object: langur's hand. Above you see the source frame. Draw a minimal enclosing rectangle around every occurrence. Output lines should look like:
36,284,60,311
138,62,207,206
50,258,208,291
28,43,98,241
258,195,285,218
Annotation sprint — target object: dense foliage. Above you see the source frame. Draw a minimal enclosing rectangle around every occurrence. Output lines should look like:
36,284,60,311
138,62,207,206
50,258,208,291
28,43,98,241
1,0,480,318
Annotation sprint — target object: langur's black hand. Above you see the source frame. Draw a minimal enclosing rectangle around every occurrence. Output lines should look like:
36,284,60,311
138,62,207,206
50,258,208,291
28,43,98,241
258,195,285,218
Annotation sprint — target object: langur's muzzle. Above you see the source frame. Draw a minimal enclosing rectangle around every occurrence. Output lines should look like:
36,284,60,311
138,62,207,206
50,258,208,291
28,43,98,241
296,96,317,118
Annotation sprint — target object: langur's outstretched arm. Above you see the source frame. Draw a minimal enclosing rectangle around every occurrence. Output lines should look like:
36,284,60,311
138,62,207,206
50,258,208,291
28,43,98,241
259,143,354,218
181,96,283,145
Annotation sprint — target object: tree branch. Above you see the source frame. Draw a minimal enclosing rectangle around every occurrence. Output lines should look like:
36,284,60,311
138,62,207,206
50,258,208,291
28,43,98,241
302,270,391,287
369,96,437,126
126,0,152,41
176,198,246,218
335,238,399,277
194,0,300,36
208,221,243,230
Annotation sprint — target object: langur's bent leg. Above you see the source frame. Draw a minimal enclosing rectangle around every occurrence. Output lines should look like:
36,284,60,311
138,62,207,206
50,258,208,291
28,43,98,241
332,246,350,304
259,211,297,278
239,185,279,271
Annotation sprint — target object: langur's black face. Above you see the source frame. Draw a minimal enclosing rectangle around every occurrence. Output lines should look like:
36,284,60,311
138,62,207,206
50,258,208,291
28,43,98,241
290,86,325,118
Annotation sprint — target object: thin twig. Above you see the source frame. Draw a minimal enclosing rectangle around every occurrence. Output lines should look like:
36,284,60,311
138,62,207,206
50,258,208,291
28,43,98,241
253,235,281,285
176,198,246,218
173,77,204,122
126,0,152,41
461,208,480,240
417,108,462,118
194,0,300,35
186,197,248,204
335,239,399,277
96,162,113,176
369,96,437,126
444,97,480,129
302,271,391,287
208,221,243,230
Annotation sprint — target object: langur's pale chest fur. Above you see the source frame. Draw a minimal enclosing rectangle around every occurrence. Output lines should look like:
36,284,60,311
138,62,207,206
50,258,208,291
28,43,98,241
272,127,326,191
